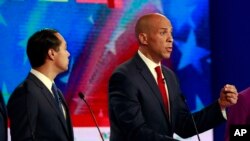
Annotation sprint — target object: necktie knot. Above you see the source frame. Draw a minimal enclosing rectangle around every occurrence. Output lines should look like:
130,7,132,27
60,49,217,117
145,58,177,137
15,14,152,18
52,83,58,95
155,66,164,81
155,66,161,75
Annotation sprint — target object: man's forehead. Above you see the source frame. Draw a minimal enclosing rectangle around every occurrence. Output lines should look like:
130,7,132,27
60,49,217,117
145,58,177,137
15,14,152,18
159,27,172,30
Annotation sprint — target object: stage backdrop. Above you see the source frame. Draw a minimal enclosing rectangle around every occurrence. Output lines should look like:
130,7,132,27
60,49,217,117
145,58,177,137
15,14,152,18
0,0,213,140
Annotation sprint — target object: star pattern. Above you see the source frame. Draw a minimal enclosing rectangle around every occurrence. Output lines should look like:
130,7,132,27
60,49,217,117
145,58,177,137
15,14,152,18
176,30,210,74
167,0,196,31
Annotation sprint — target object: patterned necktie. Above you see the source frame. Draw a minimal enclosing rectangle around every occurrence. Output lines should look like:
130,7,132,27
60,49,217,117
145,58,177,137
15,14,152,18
51,83,63,114
155,66,169,114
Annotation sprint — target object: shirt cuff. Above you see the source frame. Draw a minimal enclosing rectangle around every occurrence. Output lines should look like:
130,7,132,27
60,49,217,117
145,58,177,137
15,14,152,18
221,108,227,120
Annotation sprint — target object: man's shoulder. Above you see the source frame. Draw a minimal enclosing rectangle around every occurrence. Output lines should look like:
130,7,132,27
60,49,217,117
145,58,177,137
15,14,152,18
113,57,136,72
10,74,41,98
162,65,175,75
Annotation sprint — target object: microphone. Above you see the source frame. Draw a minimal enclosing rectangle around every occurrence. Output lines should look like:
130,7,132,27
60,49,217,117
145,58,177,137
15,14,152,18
78,92,104,141
180,95,201,141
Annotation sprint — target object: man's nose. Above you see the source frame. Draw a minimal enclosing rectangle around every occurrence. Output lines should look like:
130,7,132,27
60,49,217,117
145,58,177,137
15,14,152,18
167,36,174,43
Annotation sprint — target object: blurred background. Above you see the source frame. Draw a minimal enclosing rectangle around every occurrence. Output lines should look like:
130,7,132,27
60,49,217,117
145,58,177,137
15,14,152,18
0,0,249,140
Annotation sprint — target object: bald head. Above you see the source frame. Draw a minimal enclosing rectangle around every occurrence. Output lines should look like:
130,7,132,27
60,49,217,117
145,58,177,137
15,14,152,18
134,13,173,63
135,13,170,39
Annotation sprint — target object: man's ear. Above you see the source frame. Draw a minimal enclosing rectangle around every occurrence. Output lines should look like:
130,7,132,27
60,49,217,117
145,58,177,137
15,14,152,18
48,49,55,60
138,33,148,45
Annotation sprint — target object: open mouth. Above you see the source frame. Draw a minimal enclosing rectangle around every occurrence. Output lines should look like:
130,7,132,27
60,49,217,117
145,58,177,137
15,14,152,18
166,47,172,52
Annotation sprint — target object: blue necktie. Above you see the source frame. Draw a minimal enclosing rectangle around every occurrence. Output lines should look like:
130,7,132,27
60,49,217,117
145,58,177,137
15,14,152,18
51,83,63,114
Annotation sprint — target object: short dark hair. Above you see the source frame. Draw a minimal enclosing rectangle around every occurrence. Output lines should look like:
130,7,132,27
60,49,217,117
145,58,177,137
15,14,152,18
27,28,61,68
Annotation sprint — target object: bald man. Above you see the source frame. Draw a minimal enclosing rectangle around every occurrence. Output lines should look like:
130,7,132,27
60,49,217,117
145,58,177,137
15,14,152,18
108,13,238,141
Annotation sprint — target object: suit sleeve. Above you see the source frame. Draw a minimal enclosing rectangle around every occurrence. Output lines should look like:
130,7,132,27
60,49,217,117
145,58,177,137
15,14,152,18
174,101,225,138
7,82,38,141
163,67,225,138
109,72,178,141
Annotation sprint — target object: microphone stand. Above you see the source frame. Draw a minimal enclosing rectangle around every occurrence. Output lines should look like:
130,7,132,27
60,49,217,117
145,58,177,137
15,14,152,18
181,95,201,141
79,92,104,141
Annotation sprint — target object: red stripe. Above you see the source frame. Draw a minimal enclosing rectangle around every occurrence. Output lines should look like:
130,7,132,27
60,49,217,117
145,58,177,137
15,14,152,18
107,0,115,8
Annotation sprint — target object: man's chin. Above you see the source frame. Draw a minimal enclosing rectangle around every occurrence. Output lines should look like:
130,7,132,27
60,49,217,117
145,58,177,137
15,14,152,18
163,54,171,59
60,67,69,73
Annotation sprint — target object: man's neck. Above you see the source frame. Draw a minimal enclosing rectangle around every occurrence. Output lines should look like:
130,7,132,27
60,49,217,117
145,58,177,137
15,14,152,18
34,66,57,81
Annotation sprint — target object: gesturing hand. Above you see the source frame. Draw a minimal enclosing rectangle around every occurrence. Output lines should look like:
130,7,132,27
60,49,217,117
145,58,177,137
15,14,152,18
219,84,238,109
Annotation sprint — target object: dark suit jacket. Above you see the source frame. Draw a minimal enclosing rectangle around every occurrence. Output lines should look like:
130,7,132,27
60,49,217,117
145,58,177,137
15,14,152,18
108,53,225,141
7,73,74,141
0,91,7,141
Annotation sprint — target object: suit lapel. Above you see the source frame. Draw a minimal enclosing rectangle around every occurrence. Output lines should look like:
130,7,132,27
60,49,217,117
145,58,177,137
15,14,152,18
133,54,170,121
41,88,69,131
161,66,183,131
27,73,71,138
58,90,74,140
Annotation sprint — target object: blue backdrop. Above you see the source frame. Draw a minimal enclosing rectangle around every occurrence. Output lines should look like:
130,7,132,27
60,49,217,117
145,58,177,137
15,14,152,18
211,0,250,140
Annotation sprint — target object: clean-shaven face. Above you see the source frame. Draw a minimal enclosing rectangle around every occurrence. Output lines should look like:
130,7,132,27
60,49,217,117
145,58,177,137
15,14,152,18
146,14,173,62
54,33,70,73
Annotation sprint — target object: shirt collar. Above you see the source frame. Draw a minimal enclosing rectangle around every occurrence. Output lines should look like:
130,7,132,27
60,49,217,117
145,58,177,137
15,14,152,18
138,50,161,81
138,50,161,69
30,69,53,93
